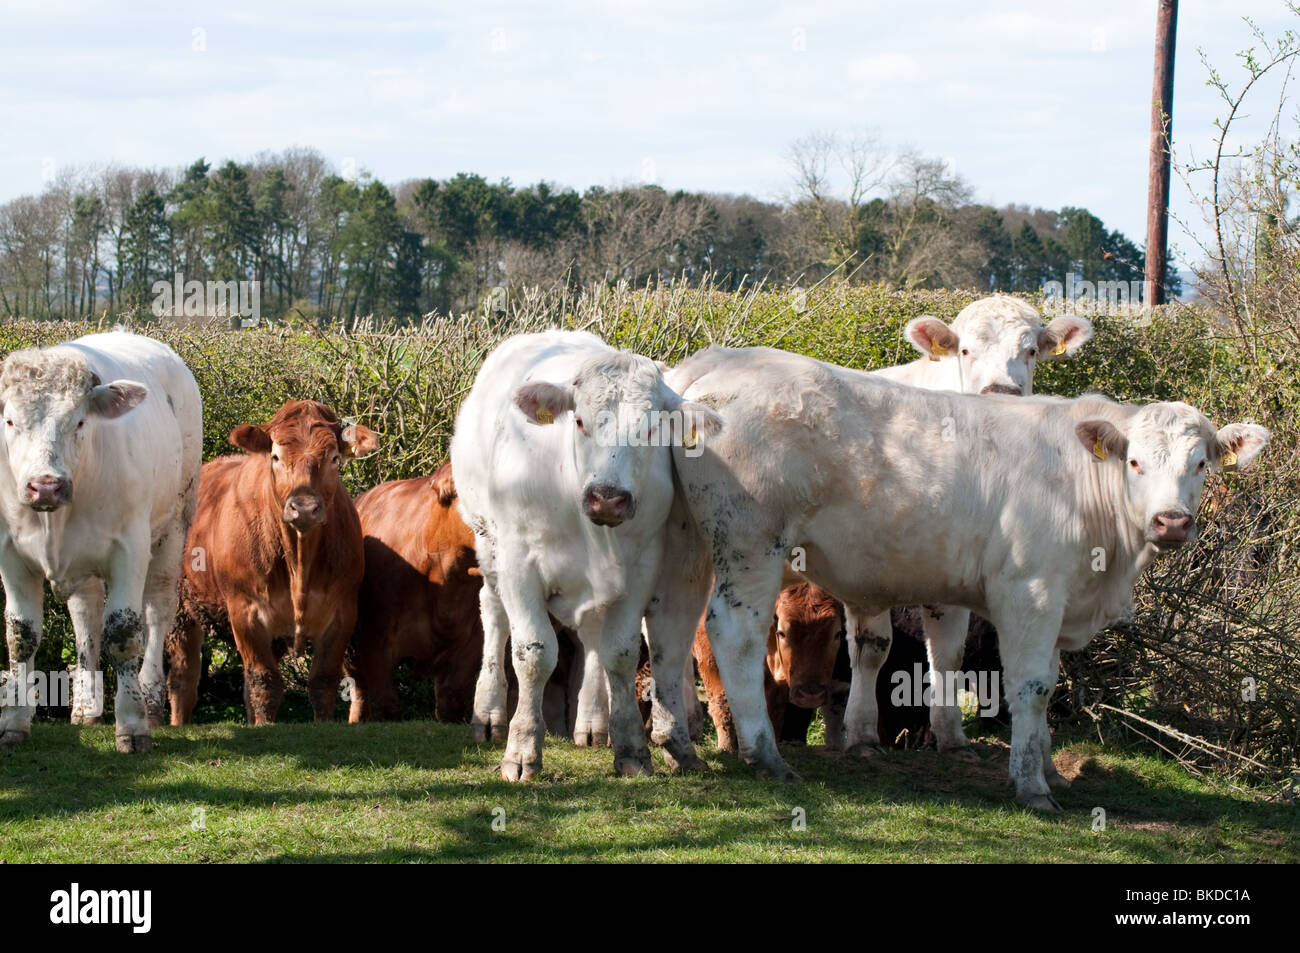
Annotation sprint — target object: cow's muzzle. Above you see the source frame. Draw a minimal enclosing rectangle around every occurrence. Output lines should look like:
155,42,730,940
1148,510,1194,548
283,492,326,532
25,475,71,511
980,384,1023,396
583,483,635,527
789,682,829,709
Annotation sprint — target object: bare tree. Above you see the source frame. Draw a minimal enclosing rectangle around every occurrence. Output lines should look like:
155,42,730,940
786,130,892,274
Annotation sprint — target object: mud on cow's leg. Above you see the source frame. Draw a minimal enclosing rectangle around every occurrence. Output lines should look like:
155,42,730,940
64,578,106,725
842,607,893,756
102,606,151,752
0,563,44,745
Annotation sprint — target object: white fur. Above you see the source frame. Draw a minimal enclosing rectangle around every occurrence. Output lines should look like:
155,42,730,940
0,332,202,750
663,344,1265,807
450,330,719,778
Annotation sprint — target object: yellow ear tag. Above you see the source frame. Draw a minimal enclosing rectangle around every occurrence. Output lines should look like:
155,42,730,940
1051,340,1067,357
1221,448,1238,468
1092,437,1108,461
536,407,553,424
929,341,949,362
683,425,698,450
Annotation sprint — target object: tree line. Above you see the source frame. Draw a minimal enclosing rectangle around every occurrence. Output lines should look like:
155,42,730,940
0,141,1178,322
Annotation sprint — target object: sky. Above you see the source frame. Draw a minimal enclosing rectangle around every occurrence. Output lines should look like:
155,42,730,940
1,0,1297,269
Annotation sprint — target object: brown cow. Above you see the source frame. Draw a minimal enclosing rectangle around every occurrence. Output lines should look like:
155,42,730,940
345,462,586,732
346,464,482,722
166,400,378,724
695,583,847,752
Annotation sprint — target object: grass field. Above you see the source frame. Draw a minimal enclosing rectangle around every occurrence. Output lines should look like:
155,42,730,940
1,721,1294,863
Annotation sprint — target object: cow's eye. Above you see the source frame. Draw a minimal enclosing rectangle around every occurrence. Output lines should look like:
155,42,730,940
960,348,970,357
4,419,11,427
1196,459,1206,473
1129,459,1141,473
1028,347,1038,358
76,420,85,430
574,416,585,434
777,630,787,640
332,455,341,466
271,453,279,463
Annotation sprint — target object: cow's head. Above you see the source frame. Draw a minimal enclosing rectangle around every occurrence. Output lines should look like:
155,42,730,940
0,350,147,511
513,353,722,528
767,584,844,709
230,400,378,533
1075,402,1268,550
905,295,1092,396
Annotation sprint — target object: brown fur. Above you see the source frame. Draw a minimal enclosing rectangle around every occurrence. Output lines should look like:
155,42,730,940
695,583,843,751
344,464,484,722
166,400,376,725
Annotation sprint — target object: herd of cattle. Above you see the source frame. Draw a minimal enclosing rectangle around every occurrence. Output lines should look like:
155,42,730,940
0,296,1270,810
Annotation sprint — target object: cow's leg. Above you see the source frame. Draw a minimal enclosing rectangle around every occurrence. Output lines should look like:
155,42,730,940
842,607,893,755
102,536,154,752
643,608,705,772
166,615,203,726
693,625,736,752
1040,647,1068,789
683,653,704,744
706,558,794,780
498,571,557,782
0,560,44,745
66,577,106,725
991,589,1065,811
471,580,510,742
596,596,658,778
229,610,284,725
923,604,976,756
141,524,187,727
307,609,354,722
572,642,610,747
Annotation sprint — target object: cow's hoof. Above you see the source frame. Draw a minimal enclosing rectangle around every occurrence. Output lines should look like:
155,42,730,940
1046,768,1071,789
1017,793,1062,812
661,747,706,774
70,711,103,726
500,757,540,782
847,742,885,758
614,754,653,777
574,727,610,748
115,731,152,754
0,728,31,746
943,746,980,762
471,717,508,743
753,760,801,782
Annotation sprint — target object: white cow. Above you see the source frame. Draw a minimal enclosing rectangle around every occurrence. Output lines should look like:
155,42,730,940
844,295,1093,755
0,332,202,752
450,330,721,780
662,344,1267,808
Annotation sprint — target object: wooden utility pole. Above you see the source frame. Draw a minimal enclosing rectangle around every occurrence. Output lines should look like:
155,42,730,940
1145,0,1178,306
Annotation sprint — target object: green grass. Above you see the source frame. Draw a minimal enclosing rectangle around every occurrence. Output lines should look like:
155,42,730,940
1,722,1295,863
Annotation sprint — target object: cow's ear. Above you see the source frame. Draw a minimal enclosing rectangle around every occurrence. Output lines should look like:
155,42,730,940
1039,316,1093,360
230,424,271,454
88,380,147,419
680,401,723,441
432,467,457,507
905,316,960,361
514,381,574,425
341,424,379,459
1213,423,1269,470
1075,419,1127,462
